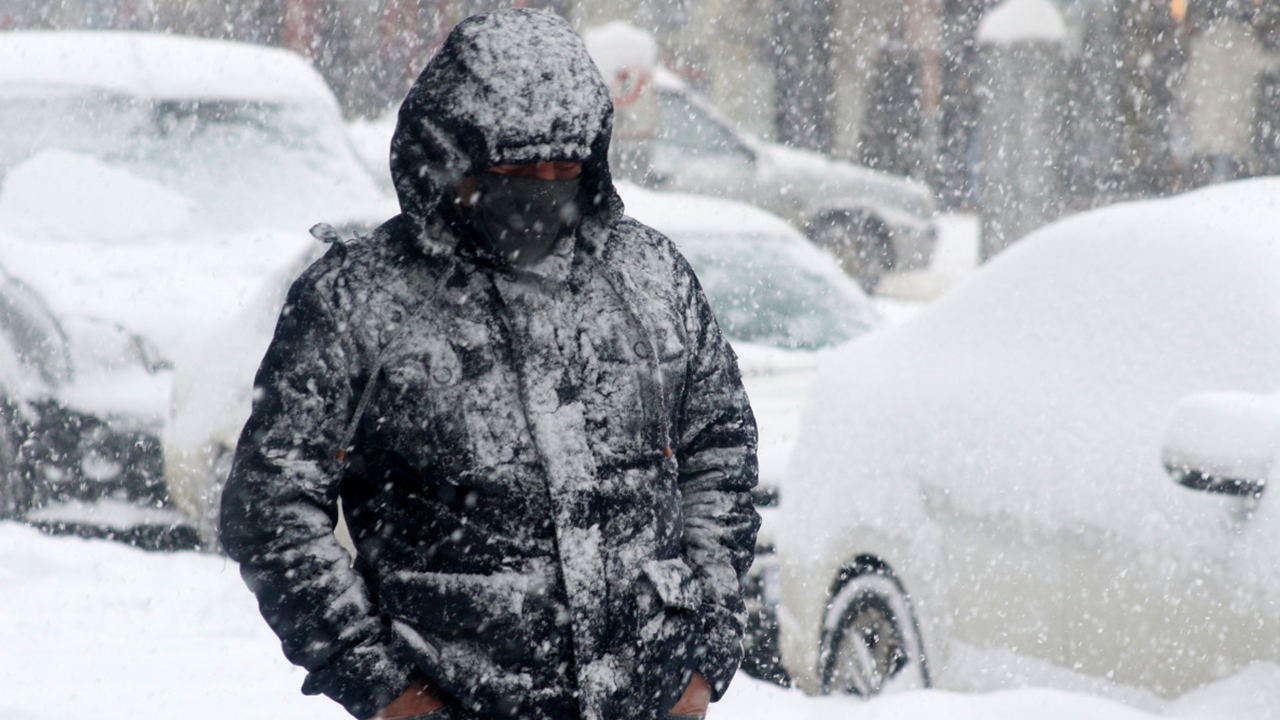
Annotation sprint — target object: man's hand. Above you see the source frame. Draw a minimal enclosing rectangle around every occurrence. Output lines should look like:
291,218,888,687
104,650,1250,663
669,671,712,717
367,679,445,720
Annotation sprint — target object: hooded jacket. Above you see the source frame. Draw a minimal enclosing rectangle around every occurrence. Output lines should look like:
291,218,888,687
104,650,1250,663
220,10,759,720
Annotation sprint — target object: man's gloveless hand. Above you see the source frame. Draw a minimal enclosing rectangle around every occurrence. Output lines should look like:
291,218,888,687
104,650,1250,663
669,672,712,717
368,679,445,720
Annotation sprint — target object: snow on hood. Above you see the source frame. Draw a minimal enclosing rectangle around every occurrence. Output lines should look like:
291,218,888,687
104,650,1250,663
0,149,194,240
978,0,1068,45
785,177,1280,591
0,30,340,111
389,8,620,251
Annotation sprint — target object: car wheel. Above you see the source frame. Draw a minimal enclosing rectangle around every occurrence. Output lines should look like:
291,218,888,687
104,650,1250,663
0,400,27,519
806,213,891,294
819,559,929,697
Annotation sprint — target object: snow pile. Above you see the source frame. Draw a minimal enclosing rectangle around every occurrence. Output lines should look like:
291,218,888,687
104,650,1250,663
582,21,659,81
0,149,195,240
977,0,1067,44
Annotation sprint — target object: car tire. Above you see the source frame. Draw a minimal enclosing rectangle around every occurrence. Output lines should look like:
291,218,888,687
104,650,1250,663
806,213,891,294
0,400,27,519
819,559,929,697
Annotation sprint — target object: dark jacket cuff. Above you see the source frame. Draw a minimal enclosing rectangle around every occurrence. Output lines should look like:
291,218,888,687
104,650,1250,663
695,602,745,701
300,629,420,719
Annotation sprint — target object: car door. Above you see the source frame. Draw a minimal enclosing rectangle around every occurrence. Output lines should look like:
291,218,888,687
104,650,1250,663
1059,495,1280,697
925,484,1070,669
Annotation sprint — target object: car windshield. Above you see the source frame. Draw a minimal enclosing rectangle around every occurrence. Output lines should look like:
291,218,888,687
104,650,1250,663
672,231,872,351
655,90,750,158
0,87,376,234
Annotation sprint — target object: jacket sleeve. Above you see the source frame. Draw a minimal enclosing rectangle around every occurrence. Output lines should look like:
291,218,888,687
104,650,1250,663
219,262,418,719
674,264,761,700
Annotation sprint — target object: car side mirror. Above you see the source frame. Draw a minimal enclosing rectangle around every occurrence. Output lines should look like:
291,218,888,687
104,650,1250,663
1161,392,1279,499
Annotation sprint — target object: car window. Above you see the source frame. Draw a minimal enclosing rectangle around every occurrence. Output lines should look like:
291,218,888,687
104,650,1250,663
672,231,872,350
655,90,752,159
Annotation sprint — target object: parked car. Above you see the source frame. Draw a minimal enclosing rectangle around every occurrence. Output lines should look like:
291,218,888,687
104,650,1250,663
0,30,397,358
162,185,880,677
775,177,1280,700
0,262,189,548
583,24,938,293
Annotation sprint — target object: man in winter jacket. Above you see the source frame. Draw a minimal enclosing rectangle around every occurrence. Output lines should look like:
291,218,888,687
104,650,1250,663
219,9,759,720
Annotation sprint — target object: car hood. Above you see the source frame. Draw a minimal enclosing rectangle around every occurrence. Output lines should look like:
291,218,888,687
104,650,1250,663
0,148,396,358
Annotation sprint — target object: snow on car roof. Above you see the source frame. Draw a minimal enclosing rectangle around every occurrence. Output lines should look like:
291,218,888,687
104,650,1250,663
0,31,340,110
786,177,1280,592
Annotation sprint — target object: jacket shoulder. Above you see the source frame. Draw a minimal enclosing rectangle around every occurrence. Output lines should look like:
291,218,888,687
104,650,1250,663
294,215,439,298
603,215,697,286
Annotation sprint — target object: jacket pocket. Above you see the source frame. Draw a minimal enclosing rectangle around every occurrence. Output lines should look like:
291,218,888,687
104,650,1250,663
642,558,702,611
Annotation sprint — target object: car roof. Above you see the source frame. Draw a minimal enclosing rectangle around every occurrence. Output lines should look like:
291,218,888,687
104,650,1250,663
0,30,340,110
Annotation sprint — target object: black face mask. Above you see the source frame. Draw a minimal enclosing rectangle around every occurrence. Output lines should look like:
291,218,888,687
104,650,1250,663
466,173,581,267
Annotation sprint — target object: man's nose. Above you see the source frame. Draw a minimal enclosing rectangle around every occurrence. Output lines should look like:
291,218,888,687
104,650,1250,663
533,162,557,180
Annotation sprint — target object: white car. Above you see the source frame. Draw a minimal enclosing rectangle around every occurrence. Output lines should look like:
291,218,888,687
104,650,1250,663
0,31,397,357
776,177,1280,700
162,184,880,625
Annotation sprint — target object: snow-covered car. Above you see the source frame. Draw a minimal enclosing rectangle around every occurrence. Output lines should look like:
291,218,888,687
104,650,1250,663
0,264,186,548
0,31,396,357
162,185,880,675
776,177,1280,700
583,23,938,293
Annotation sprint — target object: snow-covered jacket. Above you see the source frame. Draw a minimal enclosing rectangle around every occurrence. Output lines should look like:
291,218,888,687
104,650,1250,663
219,10,759,720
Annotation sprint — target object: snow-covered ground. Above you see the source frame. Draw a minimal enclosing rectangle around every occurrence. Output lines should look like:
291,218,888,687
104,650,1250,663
3,522,1278,720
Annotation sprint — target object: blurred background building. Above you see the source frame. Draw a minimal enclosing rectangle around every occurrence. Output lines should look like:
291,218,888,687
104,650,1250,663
6,0,1279,253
